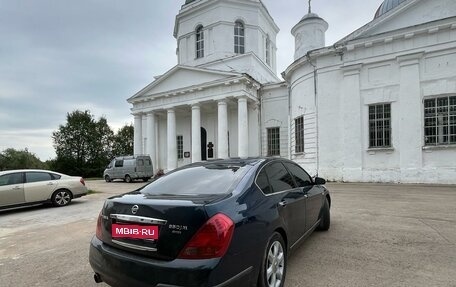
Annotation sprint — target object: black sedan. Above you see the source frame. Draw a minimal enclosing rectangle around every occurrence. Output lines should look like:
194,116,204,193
89,157,331,287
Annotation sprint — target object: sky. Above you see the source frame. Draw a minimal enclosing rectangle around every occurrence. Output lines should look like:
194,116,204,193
0,0,383,161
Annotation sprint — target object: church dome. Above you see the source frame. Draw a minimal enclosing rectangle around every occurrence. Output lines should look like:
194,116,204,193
374,0,407,19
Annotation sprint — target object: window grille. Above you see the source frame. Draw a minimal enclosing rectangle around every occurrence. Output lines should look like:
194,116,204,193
424,96,456,145
266,36,271,66
196,26,204,59
267,127,280,156
369,104,391,148
295,116,304,153
177,135,183,159
234,21,245,54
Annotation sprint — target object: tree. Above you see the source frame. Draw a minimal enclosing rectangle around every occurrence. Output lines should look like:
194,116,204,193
0,148,47,170
112,124,134,156
52,110,114,177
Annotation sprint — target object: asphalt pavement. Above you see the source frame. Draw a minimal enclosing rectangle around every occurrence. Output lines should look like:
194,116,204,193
0,181,455,287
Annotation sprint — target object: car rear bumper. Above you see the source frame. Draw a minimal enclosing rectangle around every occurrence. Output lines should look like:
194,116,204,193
89,236,253,287
72,185,88,198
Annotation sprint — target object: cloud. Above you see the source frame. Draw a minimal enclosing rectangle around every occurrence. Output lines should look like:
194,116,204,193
0,129,56,160
0,0,383,161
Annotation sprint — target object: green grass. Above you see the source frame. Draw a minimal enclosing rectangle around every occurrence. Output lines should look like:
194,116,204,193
84,177,103,181
86,189,101,195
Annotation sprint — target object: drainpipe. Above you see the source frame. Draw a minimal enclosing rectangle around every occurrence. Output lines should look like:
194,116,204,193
287,85,292,160
259,88,263,156
282,71,293,161
306,52,319,177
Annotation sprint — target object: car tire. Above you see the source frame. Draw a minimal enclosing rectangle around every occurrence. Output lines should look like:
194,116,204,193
316,197,330,231
51,189,72,207
258,232,287,287
142,177,149,182
125,175,132,183
104,175,111,182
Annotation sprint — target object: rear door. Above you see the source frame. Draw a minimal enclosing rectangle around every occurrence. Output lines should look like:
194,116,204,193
144,157,153,177
283,162,323,231
262,161,307,245
136,158,145,177
0,172,25,206
113,159,124,179
24,172,56,203
123,159,135,178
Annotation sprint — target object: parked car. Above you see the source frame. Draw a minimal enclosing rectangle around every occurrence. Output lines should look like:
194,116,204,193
89,158,330,287
103,155,153,183
0,169,88,209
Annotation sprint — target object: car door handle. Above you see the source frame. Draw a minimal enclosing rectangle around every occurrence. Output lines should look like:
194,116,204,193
12,186,21,190
278,201,287,207
47,182,54,186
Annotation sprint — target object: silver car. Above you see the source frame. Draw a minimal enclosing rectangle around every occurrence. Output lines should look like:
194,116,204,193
0,169,88,209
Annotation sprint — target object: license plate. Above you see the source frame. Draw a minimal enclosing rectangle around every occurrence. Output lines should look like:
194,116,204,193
112,224,159,239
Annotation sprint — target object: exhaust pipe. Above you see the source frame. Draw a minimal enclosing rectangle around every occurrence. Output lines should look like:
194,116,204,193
94,273,103,283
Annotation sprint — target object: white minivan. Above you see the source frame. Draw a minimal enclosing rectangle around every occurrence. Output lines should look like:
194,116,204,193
103,155,154,183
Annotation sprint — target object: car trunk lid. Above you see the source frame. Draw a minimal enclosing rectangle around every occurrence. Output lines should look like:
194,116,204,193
99,191,226,260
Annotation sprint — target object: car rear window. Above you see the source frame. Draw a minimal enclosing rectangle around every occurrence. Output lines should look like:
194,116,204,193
141,164,250,196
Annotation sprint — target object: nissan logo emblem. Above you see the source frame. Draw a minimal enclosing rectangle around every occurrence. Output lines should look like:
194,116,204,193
131,205,139,214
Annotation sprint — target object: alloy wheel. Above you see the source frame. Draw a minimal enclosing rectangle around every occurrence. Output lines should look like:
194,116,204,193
266,241,285,287
55,191,71,206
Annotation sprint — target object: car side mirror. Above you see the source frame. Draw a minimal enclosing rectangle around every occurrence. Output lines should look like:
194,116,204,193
314,177,326,185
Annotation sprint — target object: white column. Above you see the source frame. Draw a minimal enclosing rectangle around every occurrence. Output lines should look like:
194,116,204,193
238,97,249,158
146,112,156,170
191,104,202,163
397,53,423,181
217,100,229,159
167,109,177,171
133,114,143,155
341,64,363,182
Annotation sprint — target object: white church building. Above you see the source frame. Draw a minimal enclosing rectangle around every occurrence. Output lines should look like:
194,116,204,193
128,0,456,184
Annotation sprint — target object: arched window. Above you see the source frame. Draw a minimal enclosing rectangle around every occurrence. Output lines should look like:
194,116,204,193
234,21,245,54
196,25,204,59
266,35,271,65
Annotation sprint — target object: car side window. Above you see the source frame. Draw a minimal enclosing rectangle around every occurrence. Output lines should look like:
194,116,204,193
26,172,52,183
124,159,135,166
256,169,272,194
0,173,24,186
264,162,296,193
145,159,151,166
50,173,62,180
283,162,312,187
115,160,123,167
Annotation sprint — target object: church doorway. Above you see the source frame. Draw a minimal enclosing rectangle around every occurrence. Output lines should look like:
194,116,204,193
201,127,207,161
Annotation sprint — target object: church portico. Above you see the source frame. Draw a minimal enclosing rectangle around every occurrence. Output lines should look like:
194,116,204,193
130,73,261,171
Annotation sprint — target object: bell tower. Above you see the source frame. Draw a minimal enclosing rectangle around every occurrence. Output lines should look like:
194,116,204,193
291,0,328,60
173,0,280,76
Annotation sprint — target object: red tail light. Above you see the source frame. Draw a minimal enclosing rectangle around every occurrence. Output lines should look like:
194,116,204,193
96,212,103,240
80,178,86,186
178,213,234,259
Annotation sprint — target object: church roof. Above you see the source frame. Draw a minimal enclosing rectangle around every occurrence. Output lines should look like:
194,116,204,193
298,12,325,23
185,0,197,4
374,0,408,18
